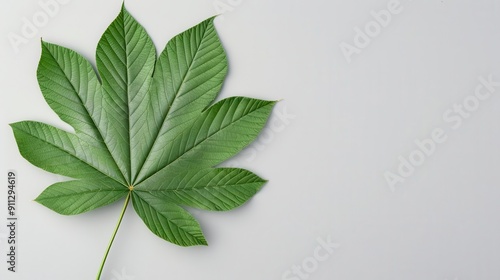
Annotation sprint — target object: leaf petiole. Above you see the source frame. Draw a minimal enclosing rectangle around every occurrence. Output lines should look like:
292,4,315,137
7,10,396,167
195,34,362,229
96,191,131,280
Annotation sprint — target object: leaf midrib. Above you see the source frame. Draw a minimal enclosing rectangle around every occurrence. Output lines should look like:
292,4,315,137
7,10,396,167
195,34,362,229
43,44,128,186
133,192,204,244
135,101,272,187
132,21,213,184
16,122,126,187
140,182,261,192
123,11,133,186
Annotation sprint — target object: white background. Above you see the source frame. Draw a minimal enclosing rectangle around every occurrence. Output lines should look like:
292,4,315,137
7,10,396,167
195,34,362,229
1,0,500,279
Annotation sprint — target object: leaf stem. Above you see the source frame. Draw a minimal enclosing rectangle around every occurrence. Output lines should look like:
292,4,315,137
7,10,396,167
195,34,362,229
96,191,131,280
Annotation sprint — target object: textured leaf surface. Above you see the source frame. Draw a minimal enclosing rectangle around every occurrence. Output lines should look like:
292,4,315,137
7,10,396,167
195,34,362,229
137,97,276,186
11,6,275,247
11,121,125,183
137,17,228,182
38,41,105,145
36,179,128,215
137,168,266,211
132,192,207,246
96,5,156,183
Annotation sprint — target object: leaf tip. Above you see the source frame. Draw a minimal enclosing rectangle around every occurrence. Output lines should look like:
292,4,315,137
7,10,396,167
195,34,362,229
199,239,208,246
193,233,208,246
40,39,46,50
267,100,279,109
177,236,208,247
34,196,43,205
8,122,21,130
34,190,46,203
120,1,131,16
201,15,217,26
39,39,53,52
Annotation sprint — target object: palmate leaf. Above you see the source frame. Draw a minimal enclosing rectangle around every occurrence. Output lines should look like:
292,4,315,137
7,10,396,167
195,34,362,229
11,4,275,278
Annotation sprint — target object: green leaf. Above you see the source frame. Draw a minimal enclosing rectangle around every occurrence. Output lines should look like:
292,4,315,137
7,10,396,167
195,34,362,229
136,97,276,185
96,5,156,183
11,4,276,278
135,17,228,183
37,41,104,145
137,168,266,211
11,121,125,183
132,192,207,246
35,179,128,215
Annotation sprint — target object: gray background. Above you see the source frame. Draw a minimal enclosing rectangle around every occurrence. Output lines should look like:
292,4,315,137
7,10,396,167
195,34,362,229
1,0,500,279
